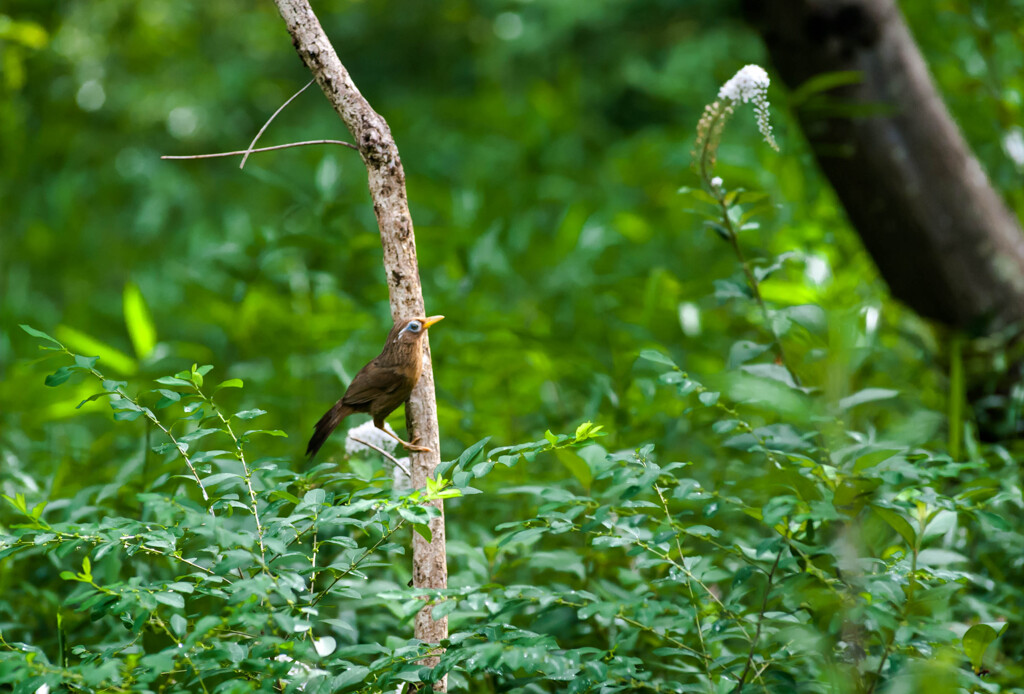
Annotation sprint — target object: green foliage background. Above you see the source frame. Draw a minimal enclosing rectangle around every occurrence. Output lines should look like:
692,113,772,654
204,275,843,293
2,1,1024,692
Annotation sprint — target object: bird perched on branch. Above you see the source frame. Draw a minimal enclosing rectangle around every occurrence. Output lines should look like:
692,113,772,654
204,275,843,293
307,315,444,459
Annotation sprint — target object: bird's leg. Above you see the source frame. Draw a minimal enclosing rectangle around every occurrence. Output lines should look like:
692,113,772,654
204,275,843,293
377,422,432,453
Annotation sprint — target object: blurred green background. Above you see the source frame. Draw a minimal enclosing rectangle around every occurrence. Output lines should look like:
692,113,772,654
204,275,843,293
4,1,1024,690
1,0,1022,516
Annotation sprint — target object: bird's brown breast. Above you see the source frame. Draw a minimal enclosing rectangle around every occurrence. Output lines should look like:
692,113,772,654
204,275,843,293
341,348,421,421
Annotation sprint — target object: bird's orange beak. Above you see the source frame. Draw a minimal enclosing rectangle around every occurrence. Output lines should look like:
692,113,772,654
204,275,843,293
422,315,445,329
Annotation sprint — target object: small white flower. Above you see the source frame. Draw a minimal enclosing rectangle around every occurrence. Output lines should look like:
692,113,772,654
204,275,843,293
392,458,412,490
710,176,723,189
717,64,777,151
344,420,399,455
718,64,770,103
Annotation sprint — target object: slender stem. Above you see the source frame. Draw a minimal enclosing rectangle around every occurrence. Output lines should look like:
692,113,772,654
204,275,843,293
309,529,319,600
350,435,411,477
151,615,210,694
201,386,267,566
240,79,315,169
551,597,706,661
735,543,784,691
867,522,920,693
161,139,358,161
77,359,211,505
634,538,752,639
715,196,801,389
310,520,406,606
653,484,713,688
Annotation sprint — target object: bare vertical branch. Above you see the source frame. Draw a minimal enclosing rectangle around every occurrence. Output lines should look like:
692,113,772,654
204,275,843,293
271,0,448,687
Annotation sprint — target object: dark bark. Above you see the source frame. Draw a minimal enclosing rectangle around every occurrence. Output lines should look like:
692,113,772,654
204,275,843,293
747,0,1024,333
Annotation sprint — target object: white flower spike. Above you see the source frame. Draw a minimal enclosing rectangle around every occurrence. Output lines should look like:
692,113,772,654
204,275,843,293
717,64,777,151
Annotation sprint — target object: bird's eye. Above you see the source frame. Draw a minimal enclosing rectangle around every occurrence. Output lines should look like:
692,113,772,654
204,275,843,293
407,321,421,333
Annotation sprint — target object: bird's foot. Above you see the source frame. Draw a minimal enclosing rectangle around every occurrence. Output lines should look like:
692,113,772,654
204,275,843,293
401,435,432,453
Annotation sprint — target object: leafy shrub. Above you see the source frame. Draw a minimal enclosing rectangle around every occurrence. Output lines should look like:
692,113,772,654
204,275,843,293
3,65,1023,694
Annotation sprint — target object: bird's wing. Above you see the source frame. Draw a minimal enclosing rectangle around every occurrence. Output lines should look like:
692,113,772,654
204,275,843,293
341,362,409,408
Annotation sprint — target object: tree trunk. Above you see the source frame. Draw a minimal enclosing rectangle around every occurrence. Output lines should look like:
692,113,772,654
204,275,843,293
747,0,1024,332
272,1,448,689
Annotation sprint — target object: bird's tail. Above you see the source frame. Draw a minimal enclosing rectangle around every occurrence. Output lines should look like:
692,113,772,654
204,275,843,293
307,401,353,458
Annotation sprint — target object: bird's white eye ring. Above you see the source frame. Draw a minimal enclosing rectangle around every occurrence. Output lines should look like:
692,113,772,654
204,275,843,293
406,321,421,333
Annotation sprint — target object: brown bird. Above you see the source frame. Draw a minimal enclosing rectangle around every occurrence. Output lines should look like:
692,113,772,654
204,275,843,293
307,315,444,458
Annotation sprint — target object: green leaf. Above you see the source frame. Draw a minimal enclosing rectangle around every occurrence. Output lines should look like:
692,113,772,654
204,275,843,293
962,624,999,672
852,449,901,473
74,354,99,370
916,548,967,567
154,376,193,387
727,341,770,368
573,421,604,441
698,391,719,406
431,600,457,620
20,324,63,347
202,472,240,488
154,592,185,609
234,409,267,420
45,365,77,387
872,506,916,548
544,430,558,446
413,523,432,543
436,440,491,479
397,506,432,525
76,391,114,409
214,378,244,392
638,349,676,368
303,489,326,505
241,429,288,438
123,282,157,359
781,304,827,334
740,363,800,390
3,493,27,513
976,510,1011,532
555,448,592,489
457,437,490,470
332,666,370,688
170,614,187,636
839,388,899,411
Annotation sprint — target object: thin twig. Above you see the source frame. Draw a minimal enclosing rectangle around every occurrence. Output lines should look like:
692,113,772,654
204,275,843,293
161,139,358,161
240,79,315,169
350,436,411,477
77,359,211,505
735,543,785,691
309,529,319,600
310,520,406,606
715,194,802,389
201,387,267,567
653,484,713,688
